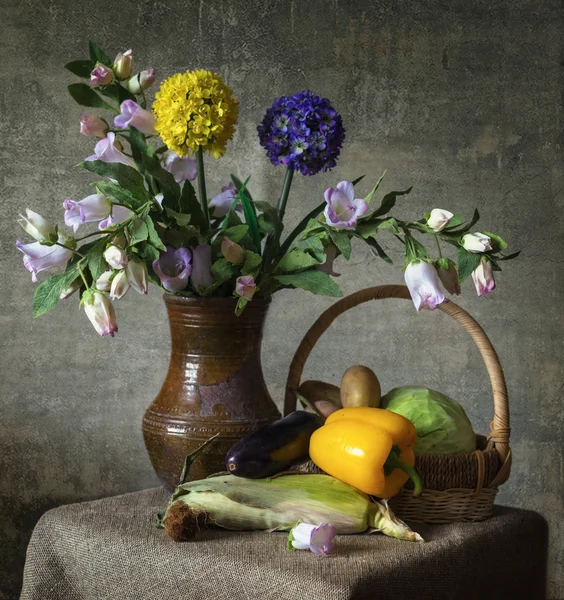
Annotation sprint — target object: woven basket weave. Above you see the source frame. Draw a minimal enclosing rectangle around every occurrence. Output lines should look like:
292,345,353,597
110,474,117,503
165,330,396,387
284,284,511,523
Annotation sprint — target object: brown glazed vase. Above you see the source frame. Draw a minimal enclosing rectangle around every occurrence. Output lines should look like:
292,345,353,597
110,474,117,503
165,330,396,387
142,295,280,491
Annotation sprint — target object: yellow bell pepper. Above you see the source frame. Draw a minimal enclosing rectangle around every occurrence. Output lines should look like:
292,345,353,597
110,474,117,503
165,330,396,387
309,407,422,499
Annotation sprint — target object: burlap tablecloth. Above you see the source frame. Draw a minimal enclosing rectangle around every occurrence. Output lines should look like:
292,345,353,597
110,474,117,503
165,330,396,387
20,487,548,600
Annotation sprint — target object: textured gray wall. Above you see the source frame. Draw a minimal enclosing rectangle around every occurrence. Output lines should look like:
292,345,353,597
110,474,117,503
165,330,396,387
1,0,563,598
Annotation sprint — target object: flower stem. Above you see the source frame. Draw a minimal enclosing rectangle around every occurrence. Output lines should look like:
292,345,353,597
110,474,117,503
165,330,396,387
56,242,85,258
276,166,295,222
434,235,443,258
196,147,210,231
77,261,90,289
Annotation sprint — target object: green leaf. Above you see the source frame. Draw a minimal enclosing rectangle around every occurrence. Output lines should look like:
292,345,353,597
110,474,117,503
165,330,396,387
140,243,160,263
364,171,387,204
128,218,149,246
357,219,384,239
296,236,326,262
211,258,237,280
235,296,249,316
483,232,508,252
242,250,262,276
179,181,205,229
372,187,412,218
88,41,112,66
364,237,393,264
443,214,465,229
64,60,95,78
81,161,149,202
32,267,79,318
255,201,283,236
95,180,146,210
327,229,351,260
457,247,482,283
276,250,320,273
142,154,180,210
223,225,249,243
351,175,366,186
165,208,191,227
145,216,166,251
279,201,326,256
378,217,401,235
68,83,114,110
128,127,148,166
87,238,108,281
274,269,342,297
238,187,261,251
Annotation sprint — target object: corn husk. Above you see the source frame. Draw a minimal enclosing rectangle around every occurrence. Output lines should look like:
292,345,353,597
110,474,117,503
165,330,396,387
163,473,423,542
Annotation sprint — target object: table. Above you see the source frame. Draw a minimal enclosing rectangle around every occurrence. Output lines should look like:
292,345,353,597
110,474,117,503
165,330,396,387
20,487,548,600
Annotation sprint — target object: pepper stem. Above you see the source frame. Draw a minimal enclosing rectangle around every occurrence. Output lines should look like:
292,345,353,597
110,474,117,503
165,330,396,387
384,448,423,497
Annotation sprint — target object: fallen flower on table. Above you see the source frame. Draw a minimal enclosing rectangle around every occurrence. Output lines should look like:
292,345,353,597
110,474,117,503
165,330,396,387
288,522,336,555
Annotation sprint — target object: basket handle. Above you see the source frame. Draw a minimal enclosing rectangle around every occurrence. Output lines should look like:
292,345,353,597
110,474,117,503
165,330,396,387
284,284,510,463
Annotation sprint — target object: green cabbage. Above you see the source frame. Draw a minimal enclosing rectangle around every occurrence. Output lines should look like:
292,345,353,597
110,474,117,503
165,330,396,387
381,386,476,454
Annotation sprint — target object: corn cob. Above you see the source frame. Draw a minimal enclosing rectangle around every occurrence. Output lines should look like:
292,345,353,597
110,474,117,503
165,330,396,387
162,473,423,543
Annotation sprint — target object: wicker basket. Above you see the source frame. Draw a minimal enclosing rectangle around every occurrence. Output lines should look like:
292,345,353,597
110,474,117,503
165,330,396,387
284,284,512,523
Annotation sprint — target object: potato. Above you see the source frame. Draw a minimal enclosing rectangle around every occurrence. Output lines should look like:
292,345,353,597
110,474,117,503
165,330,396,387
298,380,342,418
340,365,381,408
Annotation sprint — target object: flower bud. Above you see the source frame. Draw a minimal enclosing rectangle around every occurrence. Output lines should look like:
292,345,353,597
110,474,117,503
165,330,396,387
221,238,245,265
103,245,128,270
426,209,453,232
95,270,113,292
82,290,118,337
59,279,81,300
461,232,492,253
113,49,133,81
125,68,156,94
90,63,113,86
435,260,460,295
191,244,214,293
235,275,256,301
404,260,445,311
471,257,496,297
126,258,149,295
17,209,57,241
110,269,131,300
79,115,109,138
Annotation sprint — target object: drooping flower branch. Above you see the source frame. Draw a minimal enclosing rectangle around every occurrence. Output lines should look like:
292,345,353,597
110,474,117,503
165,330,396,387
15,42,519,337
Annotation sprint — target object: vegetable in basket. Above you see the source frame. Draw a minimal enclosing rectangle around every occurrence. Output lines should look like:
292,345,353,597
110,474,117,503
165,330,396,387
381,386,476,454
309,407,422,498
161,473,423,543
340,365,381,408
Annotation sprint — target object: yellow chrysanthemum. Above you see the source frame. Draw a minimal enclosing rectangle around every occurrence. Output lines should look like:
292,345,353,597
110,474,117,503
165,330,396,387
152,70,239,158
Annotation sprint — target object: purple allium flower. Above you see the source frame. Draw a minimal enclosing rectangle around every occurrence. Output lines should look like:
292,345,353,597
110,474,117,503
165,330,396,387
257,90,345,176
152,246,192,292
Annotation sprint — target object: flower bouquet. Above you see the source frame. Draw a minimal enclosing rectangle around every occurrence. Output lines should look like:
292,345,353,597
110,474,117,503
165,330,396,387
16,42,519,486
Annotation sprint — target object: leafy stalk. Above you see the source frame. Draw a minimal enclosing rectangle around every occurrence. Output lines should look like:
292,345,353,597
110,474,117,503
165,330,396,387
276,166,295,221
